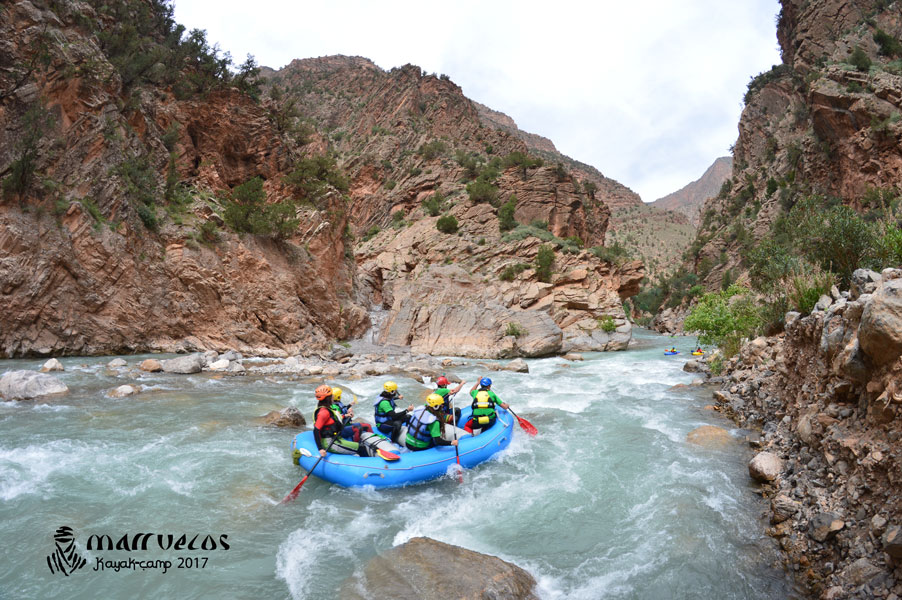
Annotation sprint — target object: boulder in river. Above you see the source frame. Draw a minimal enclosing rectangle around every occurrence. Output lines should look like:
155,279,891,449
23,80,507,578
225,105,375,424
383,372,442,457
686,425,732,448
502,358,529,373
107,358,127,368
139,359,163,372
562,352,584,361
339,537,538,600
208,359,230,371
109,385,139,398
0,370,69,400
748,451,782,482
40,358,64,372
160,353,204,374
261,407,306,428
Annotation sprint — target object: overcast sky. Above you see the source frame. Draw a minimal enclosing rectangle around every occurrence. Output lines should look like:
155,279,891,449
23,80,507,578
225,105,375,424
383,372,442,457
172,0,781,202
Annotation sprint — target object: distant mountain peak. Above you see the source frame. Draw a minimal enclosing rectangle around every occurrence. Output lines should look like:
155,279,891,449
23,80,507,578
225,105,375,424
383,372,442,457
651,157,732,226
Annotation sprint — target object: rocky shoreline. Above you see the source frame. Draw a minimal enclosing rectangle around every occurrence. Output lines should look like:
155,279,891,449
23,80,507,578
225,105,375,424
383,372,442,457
701,269,902,600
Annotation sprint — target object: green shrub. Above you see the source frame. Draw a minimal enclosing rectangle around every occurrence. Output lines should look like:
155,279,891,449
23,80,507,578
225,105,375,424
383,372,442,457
385,180,396,190
499,263,529,281
502,151,543,177
530,220,549,230
466,179,499,206
683,284,762,352
137,204,158,231
362,225,380,242
283,155,349,205
505,322,526,337
422,192,445,217
874,29,902,57
436,214,458,234
223,176,299,238
564,236,584,248
598,315,616,333
198,219,220,243
535,244,555,282
418,140,447,160
590,242,631,265
498,196,518,232
454,150,482,180
789,267,834,315
391,210,405,227
849,46,872,72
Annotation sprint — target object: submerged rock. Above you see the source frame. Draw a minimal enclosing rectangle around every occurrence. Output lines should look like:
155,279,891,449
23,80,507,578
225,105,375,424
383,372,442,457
109,385,139,398
107,358,127,368
0,370,69,400
502,358,529,373
686,425,732,448
340,537,538,600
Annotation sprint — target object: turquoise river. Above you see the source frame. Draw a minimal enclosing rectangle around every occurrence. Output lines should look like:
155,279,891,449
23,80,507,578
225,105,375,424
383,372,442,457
0,330,800,599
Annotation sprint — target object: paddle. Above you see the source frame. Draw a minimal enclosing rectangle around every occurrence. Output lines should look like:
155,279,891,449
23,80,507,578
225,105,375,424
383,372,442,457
506,406,537,436
449,393,463,483
280,433,341,505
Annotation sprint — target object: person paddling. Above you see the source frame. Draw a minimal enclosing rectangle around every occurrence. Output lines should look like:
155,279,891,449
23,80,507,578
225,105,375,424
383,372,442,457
331,387,373,442
434,375,464,424
466,377,509,435
373,381,413,443
405,394,459,451
312,385,368,457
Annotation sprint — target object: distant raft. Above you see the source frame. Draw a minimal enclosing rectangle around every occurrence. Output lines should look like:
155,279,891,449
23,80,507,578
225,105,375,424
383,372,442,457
289,407,514,488
664,350,680,356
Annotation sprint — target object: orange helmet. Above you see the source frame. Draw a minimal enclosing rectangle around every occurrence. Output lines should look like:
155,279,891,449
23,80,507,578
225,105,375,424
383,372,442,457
314,385,332,400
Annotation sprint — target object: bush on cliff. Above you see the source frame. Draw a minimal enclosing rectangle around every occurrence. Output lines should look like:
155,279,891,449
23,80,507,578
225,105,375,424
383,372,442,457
436,214,458,234
849,46,872,72
422,192,445,217
466,179,499,206
284,155,349,206
223,176,299,238
502,151,543,178
498,196,517,232
535,244,555,283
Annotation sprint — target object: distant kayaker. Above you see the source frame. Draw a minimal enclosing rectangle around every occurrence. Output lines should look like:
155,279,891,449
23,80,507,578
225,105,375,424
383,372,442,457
405,394,459,451
466,377,509,434
434,375,464,424
373,381,414,443
312,385,368,457
331,386,373,441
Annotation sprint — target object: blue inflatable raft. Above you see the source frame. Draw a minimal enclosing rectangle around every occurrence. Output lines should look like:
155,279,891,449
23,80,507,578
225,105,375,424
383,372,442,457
289,407,514,488
664,351,680,355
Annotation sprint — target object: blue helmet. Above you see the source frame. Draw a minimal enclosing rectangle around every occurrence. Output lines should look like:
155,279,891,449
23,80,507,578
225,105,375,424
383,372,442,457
479,377,492,387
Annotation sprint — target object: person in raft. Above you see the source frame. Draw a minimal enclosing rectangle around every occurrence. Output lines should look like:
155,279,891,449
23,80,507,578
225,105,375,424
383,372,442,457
373,381,414,442
331,386,373,442
434,375,464,424
405,393,459,451
312,384,368,457
467,377,509,434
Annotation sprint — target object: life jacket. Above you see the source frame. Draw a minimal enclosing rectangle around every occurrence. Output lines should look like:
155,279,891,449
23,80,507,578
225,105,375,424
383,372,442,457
332,399,349,416
373,391,398,425
406,406,438,447
471,388,497,426
312,404,343,439
435,387,452,414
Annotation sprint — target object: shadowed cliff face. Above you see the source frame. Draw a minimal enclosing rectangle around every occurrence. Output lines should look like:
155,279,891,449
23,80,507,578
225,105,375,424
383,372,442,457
689,0,902,290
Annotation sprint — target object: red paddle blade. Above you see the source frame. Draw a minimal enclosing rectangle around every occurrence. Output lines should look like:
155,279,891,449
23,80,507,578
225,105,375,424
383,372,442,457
280,474,309,504
376,448,399,461
516,416,538,436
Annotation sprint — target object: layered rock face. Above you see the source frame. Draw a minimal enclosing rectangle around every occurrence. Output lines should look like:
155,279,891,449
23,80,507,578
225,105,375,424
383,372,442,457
0,0,366,356
689,0,902,290
270,57,643,357
712,270,902,597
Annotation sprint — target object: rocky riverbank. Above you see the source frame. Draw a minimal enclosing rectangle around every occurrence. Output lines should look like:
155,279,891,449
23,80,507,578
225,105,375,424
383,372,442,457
706,269,902,599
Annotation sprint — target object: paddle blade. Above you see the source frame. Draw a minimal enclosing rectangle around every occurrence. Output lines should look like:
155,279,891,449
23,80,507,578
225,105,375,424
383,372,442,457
280,474,309,504
516,416,538,436
376,448,399,461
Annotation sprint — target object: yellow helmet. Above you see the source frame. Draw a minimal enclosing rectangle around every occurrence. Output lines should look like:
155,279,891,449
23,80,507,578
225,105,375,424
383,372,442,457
383,381,398,393
331,387,342,400
476,391,490,403
426,393,444,409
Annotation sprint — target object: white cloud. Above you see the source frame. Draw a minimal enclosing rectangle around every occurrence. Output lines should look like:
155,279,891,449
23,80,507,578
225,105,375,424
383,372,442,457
172,0,781,202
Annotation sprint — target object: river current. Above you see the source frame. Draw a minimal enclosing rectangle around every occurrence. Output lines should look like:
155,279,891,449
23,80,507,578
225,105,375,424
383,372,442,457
0,330,798,599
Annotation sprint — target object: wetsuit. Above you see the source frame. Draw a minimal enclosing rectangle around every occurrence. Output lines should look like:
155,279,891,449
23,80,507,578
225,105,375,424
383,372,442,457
373,391,408,442
312,403,366,456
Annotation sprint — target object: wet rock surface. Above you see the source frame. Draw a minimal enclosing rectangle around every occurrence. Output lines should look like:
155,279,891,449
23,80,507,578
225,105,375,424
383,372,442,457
0,370,69,400
339,537,538,600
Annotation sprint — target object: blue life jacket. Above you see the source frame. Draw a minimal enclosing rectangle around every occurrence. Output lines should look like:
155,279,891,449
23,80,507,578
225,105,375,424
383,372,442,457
373,392,398,425
406,406,438,444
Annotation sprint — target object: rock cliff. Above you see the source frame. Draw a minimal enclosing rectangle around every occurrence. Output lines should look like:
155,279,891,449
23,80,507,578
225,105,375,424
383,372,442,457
652,156,732,227
711,269,902,598
689,0,902,290
0,3,643,358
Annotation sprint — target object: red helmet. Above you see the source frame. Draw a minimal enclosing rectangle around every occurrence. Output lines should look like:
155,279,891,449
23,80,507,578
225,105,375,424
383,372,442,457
436,376,449,387
314,385,332,400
